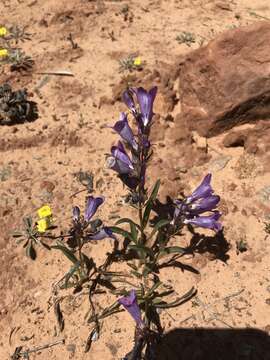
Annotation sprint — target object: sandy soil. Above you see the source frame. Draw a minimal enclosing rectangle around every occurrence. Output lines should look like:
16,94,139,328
0,0,270,359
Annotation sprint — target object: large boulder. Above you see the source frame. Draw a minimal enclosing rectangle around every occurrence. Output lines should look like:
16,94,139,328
177,21,270,137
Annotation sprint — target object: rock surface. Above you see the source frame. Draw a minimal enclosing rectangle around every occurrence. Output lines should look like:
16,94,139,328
177,21,270,137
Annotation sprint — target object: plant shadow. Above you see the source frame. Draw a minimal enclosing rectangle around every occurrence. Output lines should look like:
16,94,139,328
186,228,230,262
153,327,270,360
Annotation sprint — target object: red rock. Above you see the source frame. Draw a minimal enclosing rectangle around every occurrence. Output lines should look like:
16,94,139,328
39,180,55,193
177,21,270,137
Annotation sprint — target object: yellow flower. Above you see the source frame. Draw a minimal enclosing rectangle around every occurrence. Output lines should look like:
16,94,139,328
0,27,7,37
0,49,9,58
133,57,142,66
37,218,51,233
37,205,52,219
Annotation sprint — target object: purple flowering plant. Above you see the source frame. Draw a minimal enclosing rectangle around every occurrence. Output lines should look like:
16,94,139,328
14,85,223,359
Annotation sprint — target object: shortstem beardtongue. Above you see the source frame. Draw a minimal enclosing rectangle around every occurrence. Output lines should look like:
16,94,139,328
107,141,135,175
118,290,145,329
122,86,158,130
134,86,157,127
172,174,222,231
84,196,104,222
111,112,138,151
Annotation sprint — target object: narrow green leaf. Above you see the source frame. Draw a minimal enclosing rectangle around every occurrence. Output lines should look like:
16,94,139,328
154,287,196,308
128,244,154,258
159,246,186,258
142,265,152,277
130,270,142,279
145,281,162,298
23,216,33,229
12,231,23,238
110,226,133,241
51,243,78,264
142,201,153,229
127,262,138,271
26,242,36,260
148,219,170,240
62,262,81,289
152,297,163,305
54,301,64,332
40,241,51,250
142,180,161,229
114,219,139,243
115,218,140,230
130,222,138,243
148,179,161,202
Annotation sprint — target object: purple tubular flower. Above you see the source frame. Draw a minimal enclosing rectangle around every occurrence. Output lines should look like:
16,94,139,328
87,227,116,240
73,206,80,221
118,289,144,328
134,86,157,127
119,174,139,190
184,211,222,232
190,195,220,215
122,89,136,114
112,113,138,150
186,174,213,203
172,174,222,231
84,196,104,222
108,141,134,175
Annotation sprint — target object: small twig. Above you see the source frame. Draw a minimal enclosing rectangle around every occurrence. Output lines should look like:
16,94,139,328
12,338,65,358
248,10,270,21
67,33,78,49
69,188,88,199
35,70,74,76
194,296,233,328
179,288,244,326
9,326,20,346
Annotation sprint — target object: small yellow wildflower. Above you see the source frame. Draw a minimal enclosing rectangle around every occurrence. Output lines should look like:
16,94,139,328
133,57,142,66
0,49,9,58
37,218,51,233
0,27,7,37
37,205,52,219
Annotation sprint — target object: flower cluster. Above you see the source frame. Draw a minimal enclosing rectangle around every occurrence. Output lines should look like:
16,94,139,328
172,173,222,232
107,86,157,196
37,205,53,233
0,26,7,37
72,195,115,242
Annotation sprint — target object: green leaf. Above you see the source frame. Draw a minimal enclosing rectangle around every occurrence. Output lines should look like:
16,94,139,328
159,246,186,258
154,287,196,308
12,231,23,238
142,180,161,229
62,262,81,289
128,244,154,258
142,201,153,229
115,218,140,229
88,301,121,324
145,281,162,298
130,222,138,243
148,219,170,240
142,265,152,277
110,226,133,241
40,241,51,250
51,243,78,264
152,297,163,305
54,301,64,332
24,216,33,229
127,262,138,271
115,218,139,243
130,270,142,279
26,242,36,260
148,179,161,202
